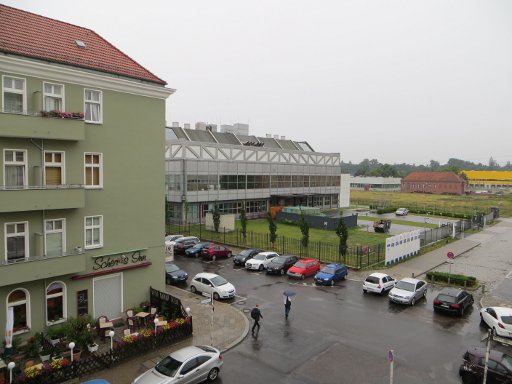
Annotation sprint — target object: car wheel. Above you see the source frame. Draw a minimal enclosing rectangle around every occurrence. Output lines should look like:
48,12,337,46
480,313,485,325
212,255,216,261
258,265,264,271
423,290,427,298
280,269,285,275
411,297,416,306
213,292,220,301
492,327,497,336
330,280,335,286
363,289,367,294
301,274,305,280
380,288,384,295
460,306,465,317
227,252,232,258
166,278,171,285
207,367,219,382
461,373,477,384
190,286,197,294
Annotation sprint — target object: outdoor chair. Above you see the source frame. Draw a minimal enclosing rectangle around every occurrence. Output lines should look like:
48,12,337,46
147,306,158,323
125,309,139,328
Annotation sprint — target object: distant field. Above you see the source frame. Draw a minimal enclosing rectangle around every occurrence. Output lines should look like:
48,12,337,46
351,190,512,218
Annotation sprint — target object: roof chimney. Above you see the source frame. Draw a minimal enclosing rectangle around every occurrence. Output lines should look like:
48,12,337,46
184,123,191,129
172,122,179,128
281,136,286,140
266,134,272,138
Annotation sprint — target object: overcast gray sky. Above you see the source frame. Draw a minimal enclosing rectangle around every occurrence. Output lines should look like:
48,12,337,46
6,1,512,165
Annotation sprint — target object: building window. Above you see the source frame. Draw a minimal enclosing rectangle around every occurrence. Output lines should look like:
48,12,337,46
7,289,30,334
2,76,26,114
5,222,28,263
84,153,103,188
4,149,27,188
45,219,65,257
46,282,66,324
84,89,102,123
85,215,103,249
43,82,64,112
44,151,65,186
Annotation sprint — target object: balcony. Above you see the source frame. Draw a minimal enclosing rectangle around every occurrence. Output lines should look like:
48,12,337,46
0,111,85,141
0,252,86,287
0,185,85,212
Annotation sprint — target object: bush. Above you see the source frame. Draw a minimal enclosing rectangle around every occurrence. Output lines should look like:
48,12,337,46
426,271,477,287
376,207,397,214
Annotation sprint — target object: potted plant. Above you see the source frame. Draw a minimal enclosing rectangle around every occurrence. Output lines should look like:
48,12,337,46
63,315,96,357
47,324,66,346
39,343,53,362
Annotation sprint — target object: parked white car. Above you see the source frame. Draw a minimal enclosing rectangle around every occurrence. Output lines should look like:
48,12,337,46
480,306,512,338
395,208,409,216
132,345,223,384
245,251,279,271
388,277,427,305
190,272,236,300
363,273,395,294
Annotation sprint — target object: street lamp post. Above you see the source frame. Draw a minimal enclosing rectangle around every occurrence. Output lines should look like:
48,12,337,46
154,317,159,334
108,330,115,353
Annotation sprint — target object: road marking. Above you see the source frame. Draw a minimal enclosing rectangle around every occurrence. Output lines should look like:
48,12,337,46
231,295,248,306
506,270,512,279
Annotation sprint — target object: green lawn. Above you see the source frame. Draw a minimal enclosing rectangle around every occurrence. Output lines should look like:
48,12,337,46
357,216,438,228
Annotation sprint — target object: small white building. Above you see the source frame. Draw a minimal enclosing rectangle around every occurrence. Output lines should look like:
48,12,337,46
350,176,402,191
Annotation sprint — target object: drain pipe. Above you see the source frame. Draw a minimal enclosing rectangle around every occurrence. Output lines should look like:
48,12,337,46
30,139,45,256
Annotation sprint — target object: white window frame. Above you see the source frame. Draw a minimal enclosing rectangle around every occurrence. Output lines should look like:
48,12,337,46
84,89,102,124
45,281,67,325
4,221,29,263
2,75,26,114
84,152,103,188
44,218,66,257
43,82,65,112
84,215,103,249
7,288,31,335
44,151,66,186
3,149,27,188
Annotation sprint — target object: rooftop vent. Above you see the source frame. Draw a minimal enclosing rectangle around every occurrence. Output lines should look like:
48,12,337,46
266,134,272,138
75,40,86,48
172,122,180,128
281,136,286,140
184,123,191,129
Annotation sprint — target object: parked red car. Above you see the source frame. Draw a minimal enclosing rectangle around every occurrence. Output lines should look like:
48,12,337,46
201,244,233,260
287,258,321,279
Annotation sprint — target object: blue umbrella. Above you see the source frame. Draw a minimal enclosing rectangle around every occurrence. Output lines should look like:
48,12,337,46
283,290,296,297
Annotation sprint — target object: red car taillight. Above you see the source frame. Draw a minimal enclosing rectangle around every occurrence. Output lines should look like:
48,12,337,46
498,322,506,329
433,299,440,305
377,284,381,289
219,354,223,360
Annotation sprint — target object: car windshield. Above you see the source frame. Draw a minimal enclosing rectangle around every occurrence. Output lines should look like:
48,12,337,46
239,249,255,256
210,275,228,286
437,294,457,303
253,254,267,260
165,264,180,273
294,262,306,268
502,354,512,371
501,316,512,325
272,257,286,265
365,276,380,284
320,267,335,274
395,281,415,292
155,355,182,377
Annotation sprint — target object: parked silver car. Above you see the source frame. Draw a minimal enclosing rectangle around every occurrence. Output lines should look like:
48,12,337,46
132,345,223,384
388,277,427,305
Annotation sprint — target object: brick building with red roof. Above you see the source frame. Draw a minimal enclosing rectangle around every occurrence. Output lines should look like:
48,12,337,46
401,171,466,195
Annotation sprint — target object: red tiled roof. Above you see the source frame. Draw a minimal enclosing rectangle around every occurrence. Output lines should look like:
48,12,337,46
402,172,465,183
0,5,166,85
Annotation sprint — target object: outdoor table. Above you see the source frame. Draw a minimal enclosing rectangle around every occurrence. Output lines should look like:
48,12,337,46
135,311,150,326
99,321,113,329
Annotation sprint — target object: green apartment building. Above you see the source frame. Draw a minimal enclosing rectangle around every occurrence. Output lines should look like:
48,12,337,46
0,5,173,341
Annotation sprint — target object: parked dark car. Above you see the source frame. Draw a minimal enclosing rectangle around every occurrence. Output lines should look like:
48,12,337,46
459,346,512,384
164,262,188,285
433,287,474,316
266,255,298,275
314,263,348,286
185,242,213,257
173,236,200,255
201,244,232,260
233,249,262,267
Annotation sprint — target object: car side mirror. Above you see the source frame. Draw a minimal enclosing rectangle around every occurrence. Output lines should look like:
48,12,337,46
178,374,184,379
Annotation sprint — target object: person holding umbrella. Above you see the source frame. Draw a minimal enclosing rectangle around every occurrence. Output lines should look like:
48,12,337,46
283,290,296,319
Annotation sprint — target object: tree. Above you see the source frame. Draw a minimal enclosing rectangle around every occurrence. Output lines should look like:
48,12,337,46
212,201,220,233
429,160,440,170
267,211,277,246
240,203,248,240
299,211,309,249
335,218,349,260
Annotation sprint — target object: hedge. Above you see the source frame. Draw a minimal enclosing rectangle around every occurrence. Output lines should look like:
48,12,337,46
426,271,477,287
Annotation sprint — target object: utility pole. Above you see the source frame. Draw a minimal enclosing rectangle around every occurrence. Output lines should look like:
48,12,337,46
483,329,491,384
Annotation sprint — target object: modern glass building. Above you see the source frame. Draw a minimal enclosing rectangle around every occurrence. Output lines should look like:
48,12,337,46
165,126,341,224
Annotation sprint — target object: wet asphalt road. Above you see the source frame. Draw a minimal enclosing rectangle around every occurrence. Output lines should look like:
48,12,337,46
172,253,492,384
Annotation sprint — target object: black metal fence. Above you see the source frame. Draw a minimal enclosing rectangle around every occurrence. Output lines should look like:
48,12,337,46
170,223,386,269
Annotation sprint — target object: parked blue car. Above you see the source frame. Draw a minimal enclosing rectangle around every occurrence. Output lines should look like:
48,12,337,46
314,263,348,286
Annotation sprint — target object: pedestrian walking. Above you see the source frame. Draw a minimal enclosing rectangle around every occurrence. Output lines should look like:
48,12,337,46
284,295,292,319
250,304,262,334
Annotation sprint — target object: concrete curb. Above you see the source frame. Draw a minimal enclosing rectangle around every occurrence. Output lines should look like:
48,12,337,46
414,242,481,278
220,308,250,353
